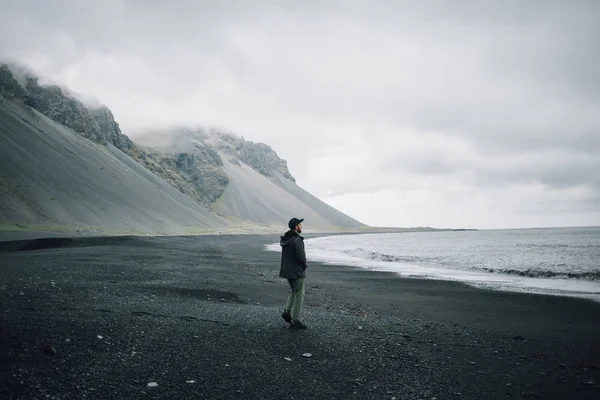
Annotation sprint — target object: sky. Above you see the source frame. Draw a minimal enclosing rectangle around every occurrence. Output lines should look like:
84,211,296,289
1,0,599,229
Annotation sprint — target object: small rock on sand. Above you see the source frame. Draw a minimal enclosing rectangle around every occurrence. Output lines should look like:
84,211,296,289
147,382,158,388
186,380,195,384
284,357,292,361
302,353,313,358
42,345,57,356
97,335,103,340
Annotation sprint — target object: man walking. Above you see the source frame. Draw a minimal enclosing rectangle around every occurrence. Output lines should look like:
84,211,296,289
279,217,308,329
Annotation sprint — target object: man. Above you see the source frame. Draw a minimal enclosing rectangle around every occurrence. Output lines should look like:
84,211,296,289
279,217,308,329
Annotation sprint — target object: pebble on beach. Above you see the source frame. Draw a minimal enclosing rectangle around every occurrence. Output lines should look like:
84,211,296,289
42,345,57,356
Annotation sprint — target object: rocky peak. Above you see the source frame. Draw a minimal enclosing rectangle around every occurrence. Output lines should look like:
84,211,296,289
216,132,295,182
1,63,295,210
144,128,296,183
0,63,132,151
237,140,295,183
0,64,27,101
88,107,132,151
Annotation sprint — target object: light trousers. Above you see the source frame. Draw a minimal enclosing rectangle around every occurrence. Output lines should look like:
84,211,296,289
285,278,305,320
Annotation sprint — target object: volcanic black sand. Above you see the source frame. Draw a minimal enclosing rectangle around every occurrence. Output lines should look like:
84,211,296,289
1,234,599,399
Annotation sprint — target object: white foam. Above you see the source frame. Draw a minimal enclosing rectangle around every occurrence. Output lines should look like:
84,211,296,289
265,236,600,302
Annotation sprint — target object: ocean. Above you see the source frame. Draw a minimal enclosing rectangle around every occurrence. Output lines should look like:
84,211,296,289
266,227,600,301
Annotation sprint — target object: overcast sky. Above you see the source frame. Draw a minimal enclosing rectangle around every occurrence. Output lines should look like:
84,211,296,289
1,0,599,229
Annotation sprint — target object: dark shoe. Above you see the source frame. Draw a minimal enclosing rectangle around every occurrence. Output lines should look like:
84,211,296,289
291,320,307,329
282,310,292,323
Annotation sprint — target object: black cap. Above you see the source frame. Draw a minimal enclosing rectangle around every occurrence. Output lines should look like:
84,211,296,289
288,217,304,230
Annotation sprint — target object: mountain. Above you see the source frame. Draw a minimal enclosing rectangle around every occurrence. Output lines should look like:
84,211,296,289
135,129,365,229
0,64,133,151
0,63,364,234
0,92,228,235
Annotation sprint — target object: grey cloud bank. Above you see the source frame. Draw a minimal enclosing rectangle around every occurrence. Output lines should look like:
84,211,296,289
1,0,599,229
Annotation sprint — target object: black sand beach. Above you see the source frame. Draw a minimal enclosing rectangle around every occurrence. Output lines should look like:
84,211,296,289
1,234,599,399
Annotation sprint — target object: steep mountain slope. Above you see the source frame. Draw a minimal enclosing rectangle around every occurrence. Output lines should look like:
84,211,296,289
0,64,133,151
213,155,361,229
135,130,365,229
0,63,365,233
0,98,228,234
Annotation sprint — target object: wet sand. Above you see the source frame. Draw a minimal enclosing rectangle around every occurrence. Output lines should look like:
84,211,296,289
1,234,599,399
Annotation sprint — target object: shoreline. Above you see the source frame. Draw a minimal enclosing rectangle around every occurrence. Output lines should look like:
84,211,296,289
3,229,600,303
0,225,471,240
272,232,600,305
1,234,599,399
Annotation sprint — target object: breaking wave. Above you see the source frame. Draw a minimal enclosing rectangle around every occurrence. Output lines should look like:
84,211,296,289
482,268,600,282
341,248,600,282
341,248,441,264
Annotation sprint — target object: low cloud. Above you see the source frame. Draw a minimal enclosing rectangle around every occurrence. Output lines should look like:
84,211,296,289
1,0,599,228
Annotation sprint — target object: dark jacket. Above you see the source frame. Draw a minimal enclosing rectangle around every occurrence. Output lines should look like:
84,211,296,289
279,230,308,279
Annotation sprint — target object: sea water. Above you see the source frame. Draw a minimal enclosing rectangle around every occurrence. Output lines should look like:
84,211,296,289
266,227,600,301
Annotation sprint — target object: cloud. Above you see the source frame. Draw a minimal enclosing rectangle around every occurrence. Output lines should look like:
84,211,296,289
1,0,599,228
